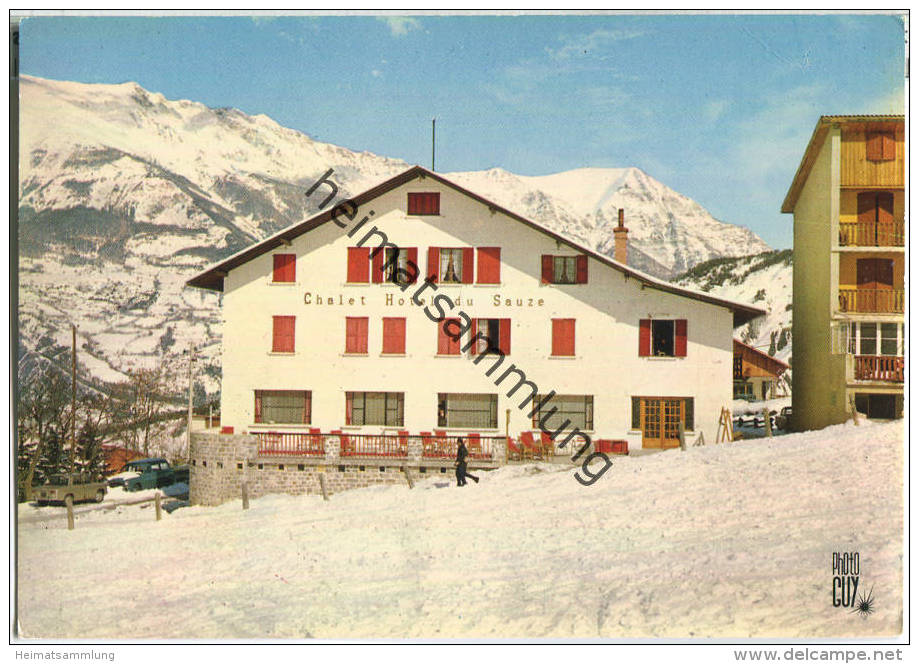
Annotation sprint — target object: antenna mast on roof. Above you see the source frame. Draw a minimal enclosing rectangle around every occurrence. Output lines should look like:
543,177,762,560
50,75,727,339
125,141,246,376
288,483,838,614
432,117,436,171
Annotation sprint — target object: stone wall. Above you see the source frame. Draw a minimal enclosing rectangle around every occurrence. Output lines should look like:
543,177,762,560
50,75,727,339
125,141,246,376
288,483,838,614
189,432,504,507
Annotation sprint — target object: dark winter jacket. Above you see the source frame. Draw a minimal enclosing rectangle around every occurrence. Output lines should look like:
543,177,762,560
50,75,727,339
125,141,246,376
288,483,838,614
455,442,468,465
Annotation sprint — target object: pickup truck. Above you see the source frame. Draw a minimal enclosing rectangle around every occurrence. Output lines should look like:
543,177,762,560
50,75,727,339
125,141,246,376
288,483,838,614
116,458,189,492
35,473,107,505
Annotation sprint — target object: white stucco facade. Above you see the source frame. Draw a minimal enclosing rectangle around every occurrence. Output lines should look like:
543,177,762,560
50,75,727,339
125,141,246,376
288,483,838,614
195,169,757,451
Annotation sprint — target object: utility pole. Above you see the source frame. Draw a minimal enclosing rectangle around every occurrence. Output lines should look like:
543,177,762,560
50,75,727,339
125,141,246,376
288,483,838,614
187,343,196,462
432,117,436,171
70,324,76,478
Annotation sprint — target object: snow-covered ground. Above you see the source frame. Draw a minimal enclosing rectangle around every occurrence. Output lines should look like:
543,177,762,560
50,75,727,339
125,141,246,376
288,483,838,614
16,421,903,640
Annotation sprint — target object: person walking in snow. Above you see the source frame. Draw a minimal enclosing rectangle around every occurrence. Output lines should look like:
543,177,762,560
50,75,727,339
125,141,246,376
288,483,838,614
455,438,479,486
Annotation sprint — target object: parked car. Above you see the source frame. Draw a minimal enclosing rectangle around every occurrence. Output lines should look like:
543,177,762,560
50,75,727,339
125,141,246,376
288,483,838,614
775,406,793,430
35,473,107,506
120,458,189,492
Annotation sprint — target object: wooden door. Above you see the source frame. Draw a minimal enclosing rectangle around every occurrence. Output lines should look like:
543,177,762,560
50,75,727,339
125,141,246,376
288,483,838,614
857,258,894,313
857,192,895,246
640,398,683,449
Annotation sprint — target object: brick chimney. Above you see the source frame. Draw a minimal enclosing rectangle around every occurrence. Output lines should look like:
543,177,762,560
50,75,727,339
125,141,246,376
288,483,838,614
613,208,628,265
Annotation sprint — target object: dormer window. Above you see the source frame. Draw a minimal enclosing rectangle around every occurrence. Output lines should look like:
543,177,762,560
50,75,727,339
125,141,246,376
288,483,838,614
408,192,440,215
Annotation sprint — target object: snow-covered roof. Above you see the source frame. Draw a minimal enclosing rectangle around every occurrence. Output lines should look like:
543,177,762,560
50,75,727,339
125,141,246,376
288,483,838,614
187,166,766,326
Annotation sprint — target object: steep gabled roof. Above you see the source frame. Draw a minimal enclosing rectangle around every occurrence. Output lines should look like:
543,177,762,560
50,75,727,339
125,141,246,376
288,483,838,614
187,166,766,326
781,114,904,213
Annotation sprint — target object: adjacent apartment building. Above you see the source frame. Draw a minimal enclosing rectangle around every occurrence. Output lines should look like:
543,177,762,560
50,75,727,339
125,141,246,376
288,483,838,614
189,166,763,451
782,116,905,430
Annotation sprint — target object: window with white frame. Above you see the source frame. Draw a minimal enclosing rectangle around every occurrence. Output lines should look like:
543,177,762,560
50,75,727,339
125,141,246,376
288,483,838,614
846,322,903,356
439,249,464,283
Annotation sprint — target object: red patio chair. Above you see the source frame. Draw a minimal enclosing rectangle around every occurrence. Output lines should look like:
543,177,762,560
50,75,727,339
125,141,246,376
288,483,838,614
398,430,409,457
434,429,450,458
420,431,434,458
308,428,323,455
332,429,353,457
540,431,555,458
506,436,523,461
467,432,482,459
519,431,540,460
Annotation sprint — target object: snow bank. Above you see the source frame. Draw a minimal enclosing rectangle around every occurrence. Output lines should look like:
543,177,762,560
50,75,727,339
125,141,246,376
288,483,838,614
16,421,903,640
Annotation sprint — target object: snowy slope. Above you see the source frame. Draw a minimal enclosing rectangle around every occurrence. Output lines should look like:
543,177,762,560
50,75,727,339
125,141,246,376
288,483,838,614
675,251,793,380
17,420,902,639
18,75,770,390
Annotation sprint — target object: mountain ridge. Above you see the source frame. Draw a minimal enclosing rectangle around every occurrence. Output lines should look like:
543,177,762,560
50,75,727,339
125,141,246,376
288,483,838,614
18,74,773,390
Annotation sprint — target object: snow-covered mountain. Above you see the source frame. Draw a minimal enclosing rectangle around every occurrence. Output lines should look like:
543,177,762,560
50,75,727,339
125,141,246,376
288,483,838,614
674,251,793,386
18,75,771,389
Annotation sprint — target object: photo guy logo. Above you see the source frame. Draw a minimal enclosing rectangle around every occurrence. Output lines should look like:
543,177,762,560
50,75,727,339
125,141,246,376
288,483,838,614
305,169,613,485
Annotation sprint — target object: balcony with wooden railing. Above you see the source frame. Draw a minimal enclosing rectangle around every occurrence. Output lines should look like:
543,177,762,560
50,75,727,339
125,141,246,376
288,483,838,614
838,220,904,248
837,288,904,314
853,355,904,383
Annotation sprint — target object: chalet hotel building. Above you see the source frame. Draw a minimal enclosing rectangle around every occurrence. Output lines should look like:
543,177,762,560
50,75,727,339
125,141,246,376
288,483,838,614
189,167,763,451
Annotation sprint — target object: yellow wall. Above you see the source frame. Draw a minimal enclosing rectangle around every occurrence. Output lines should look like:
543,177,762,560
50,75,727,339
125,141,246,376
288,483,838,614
791,128,849,430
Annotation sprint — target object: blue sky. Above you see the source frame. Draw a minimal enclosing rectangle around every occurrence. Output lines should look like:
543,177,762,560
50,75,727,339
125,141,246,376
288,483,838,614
20,12,906,248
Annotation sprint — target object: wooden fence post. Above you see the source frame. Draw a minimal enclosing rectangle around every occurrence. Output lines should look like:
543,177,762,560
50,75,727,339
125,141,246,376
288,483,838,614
678,422,687,451
241,481,249,510
763,408,773,437
65,495,74,531
155,492,162,521
404,467,414,489
318,473,329,501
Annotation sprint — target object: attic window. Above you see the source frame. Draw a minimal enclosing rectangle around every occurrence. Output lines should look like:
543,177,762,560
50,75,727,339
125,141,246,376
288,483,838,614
866,132,895,162
408,192,440,215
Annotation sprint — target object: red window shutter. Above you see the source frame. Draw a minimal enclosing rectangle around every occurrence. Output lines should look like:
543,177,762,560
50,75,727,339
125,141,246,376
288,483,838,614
476,247,501,283
675,319,688,357
272,316,295,353
881,132,895,160
347,247,370,283
346,317,368,354
461,247,474,283
405,247,419,284
303,392,311,424
866,132,881,160
382,317,406,354
438,318,460,355
499,319,511,355
638,319,651,357
427,247,440,282
408,192,440,215
552,319,575,356
576,255,588,283
273,254,295,282
345,392,352,425
541,255,554,284
371,249,385,283
254,392,262,423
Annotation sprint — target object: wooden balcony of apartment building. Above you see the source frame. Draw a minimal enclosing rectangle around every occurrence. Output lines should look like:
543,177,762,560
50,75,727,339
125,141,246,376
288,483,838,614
838,219,904,248
837,288,904,314
851,355,904,383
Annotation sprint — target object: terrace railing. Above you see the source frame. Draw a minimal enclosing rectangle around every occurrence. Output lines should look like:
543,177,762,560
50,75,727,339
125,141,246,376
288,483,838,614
854,355,904,383
838,220,904,248
338,433,410,458
837,288,904,314
256,431,325,456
